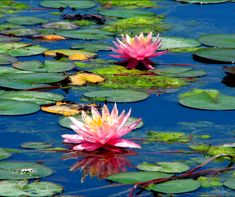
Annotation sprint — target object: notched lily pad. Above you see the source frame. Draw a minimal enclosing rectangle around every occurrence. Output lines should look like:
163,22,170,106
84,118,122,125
21,142,52,150
199,34,235,48
0,149,11,160
40,0,96,9
7,16,48,25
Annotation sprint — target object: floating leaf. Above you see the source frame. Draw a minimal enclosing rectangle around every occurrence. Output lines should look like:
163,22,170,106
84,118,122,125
21,142,52,150
197,176,222,188
194,48,235,63
176,0,229,4
0,180,63,196
99,9,155,18
0,161,53,179
199,34,235,48
160,37,201,50
7,45,48,57
107,171,172,184
7,16,47,25
41,102,99,116
0,149,11,161
96,0,156,8
147,131,190,143
69,72,104,86
84,89,149,102
0,54,17,65
56,29,113,40
40,0,96,9
44,49,96,60
39,35,66,41
71,42,110,52
152,66,206,78
179,89,235,110
0,91,64,105
59,115,143,130
137,162,190,173
0,72,67,89
0,100,39,115
223,178,235,190
42,21,79,30
0,28,38,36
0,35,21,42
149,179,201,194
13,60,74,73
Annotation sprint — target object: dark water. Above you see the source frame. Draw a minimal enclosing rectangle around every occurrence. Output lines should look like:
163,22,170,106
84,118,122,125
1,0,235,196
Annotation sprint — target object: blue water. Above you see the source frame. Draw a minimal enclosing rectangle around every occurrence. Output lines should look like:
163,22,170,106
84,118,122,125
1,0,235,196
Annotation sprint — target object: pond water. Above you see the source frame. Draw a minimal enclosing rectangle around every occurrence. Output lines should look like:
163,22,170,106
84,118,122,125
0,0,235,196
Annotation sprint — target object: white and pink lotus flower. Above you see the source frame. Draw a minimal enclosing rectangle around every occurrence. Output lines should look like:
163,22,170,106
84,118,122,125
110,32,167,70
62,104,141,151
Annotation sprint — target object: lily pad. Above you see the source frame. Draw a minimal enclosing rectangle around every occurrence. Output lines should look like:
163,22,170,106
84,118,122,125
99,9,155,18
56,29,113,40
0,28,38,36
0,161,53,179
0,91,64,105
179,89,235,110
21,142,52,150
160,37,201,50
0,100,40,115
149,179,201,194
152,66,206,78
0,180,63,196
199,34,235,48
0,149,11,160
84,89,149,102
107,171,172,184
0,35,21,42
96,0,156,8
194,48,235,63
40,0,96,9
223,178,235,190
59,115,143,130
0,54,17,65
42,21,79,30
7,45,48,57
0,72,67,90
7,16,47,25
137,162,190,173
197,176,222,188
71,42,110,52
176,0,229,4
13,60,75,73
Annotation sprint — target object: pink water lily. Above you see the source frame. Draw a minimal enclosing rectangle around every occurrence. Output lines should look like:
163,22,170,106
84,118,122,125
110,32,167,70
62,104,141,151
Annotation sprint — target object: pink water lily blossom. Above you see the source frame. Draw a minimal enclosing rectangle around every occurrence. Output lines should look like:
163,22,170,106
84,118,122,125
62,104,141,151
110,32,167,70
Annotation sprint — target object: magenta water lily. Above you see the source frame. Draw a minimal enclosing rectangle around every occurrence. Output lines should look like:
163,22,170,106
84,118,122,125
110,32,167,70
62,104,141,151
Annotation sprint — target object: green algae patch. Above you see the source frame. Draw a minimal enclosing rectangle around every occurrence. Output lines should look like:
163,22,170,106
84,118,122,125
96,0,157,8
190,144,235,157
103,16,169,34
147,131,191,143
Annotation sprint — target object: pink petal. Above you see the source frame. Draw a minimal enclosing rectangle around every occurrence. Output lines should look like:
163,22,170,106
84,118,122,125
116,118,142,137
108,138,141,148
73,142,102,151
62,134,84,144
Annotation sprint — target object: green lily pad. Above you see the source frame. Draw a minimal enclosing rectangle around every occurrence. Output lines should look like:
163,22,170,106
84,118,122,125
194,48,235,63
71,42,110,52
0,72,67,90
56,29,113,40
0,54,17,65
0,149,11,160
13,60,75,73
179,89,235,110
223,178,235,190
199,34,235,48
0,161,53,180
0,35,21,42
40,0,96,9
0,180,63,196
137,162,190,173
0,91,64,105
152,66,206,78
147,131,190,143
149,179,201,194
96,0,156,8
42,21,79,30
21,142,52,149
107,171,172,184
59,115,143,130
0,100,40,115
176,0,229,4
0,24,24,31
0,42,29,53
7,16,47,25
99,9,155,18
197,176,222,188
0,28,38,36
160,37,201,50
84,89,149,103
7,45,48,57
74,59,115,70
